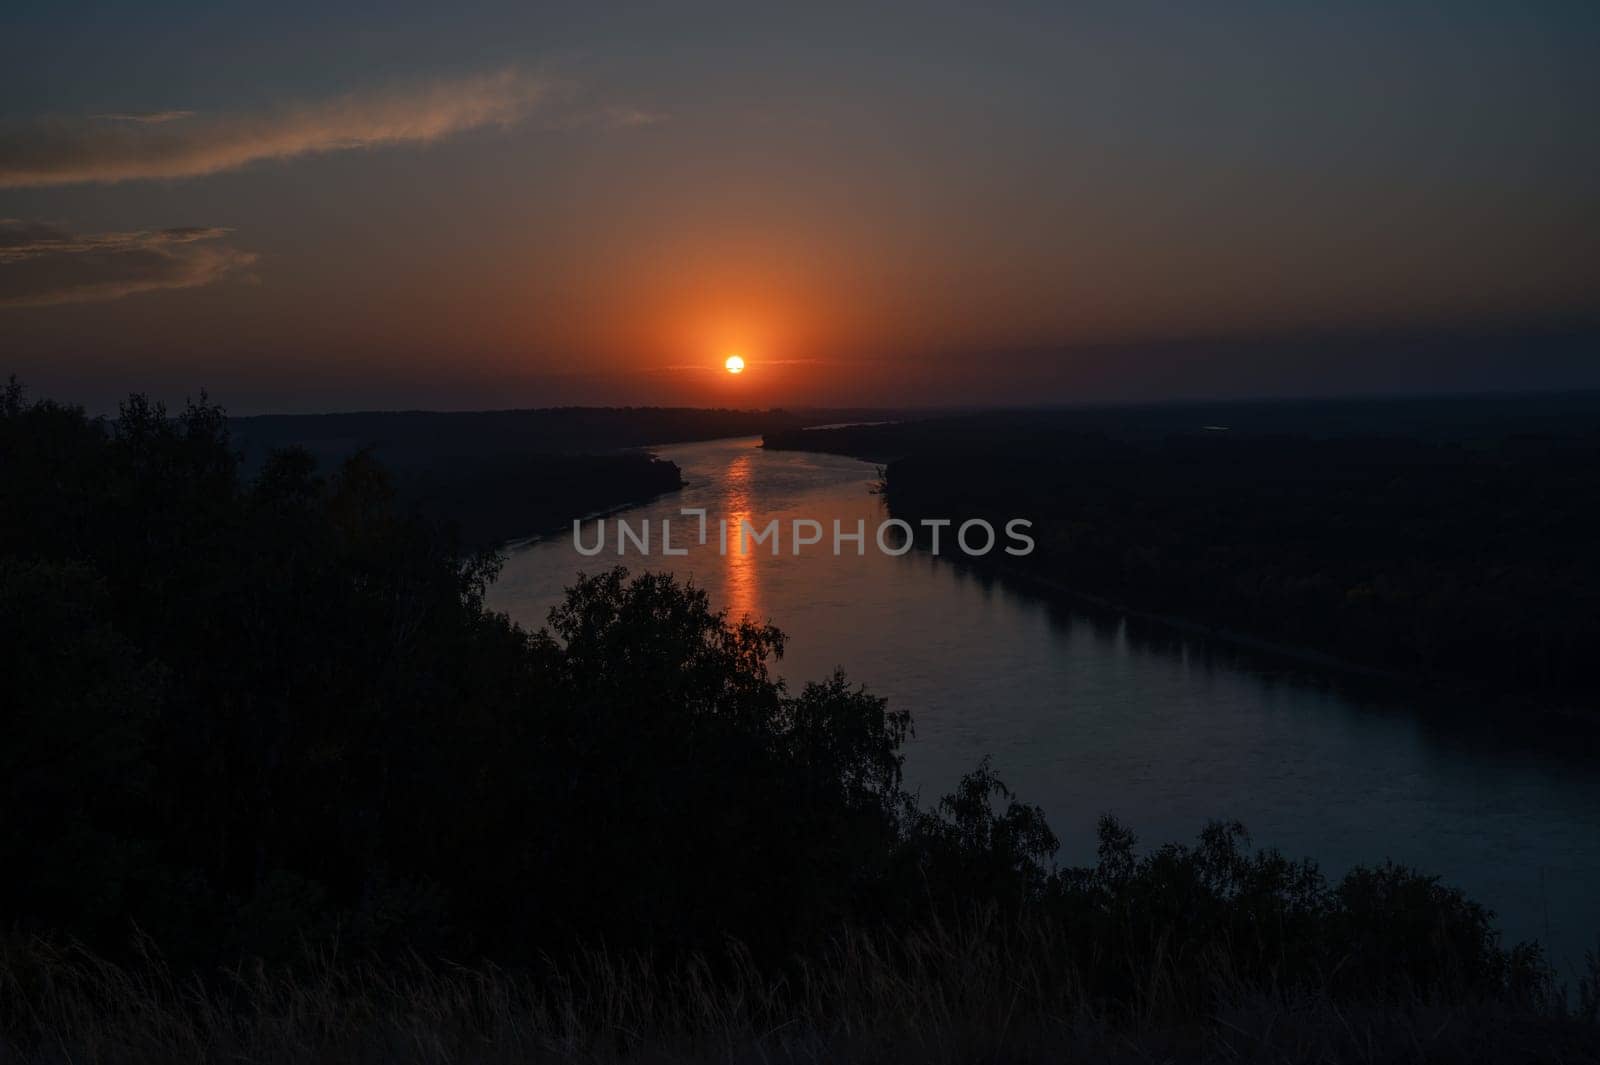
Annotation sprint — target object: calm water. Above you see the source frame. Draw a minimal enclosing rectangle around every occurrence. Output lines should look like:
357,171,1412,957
488,437,1600,971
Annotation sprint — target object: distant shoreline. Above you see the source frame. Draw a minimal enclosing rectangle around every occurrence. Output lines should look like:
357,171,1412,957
766,417,1600,723
902,518,1600,728
500,476,688,551
973,551,1395,678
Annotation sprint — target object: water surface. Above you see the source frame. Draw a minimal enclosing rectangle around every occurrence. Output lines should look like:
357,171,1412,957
488,437,1600,971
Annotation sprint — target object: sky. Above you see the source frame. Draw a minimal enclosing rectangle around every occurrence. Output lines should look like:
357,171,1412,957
2,1,1597,413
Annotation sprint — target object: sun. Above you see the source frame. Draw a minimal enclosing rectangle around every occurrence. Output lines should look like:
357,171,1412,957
724,354,746,374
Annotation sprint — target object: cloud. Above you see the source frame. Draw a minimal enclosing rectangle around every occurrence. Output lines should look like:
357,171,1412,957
91,110,197,124
539,103,671,132
0,219,257,307
593,105,670,129
0,70,547,188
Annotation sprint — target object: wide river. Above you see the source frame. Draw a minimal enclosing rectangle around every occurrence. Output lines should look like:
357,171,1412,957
488,436,1600,971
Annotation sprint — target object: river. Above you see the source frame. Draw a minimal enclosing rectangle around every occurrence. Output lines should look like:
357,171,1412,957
487,436,1600,973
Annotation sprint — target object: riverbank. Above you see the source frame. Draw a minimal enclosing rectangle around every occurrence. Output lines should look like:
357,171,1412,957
399,450,684,550
765,404,1600,714
916,543,1600,736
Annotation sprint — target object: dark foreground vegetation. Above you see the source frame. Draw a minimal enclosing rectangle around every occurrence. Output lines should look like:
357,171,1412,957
3,382,1597,1061
767,395,1600,707
4,933,1597,1065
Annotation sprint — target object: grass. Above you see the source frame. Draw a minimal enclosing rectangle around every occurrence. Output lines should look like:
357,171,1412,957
4,915,1597,1064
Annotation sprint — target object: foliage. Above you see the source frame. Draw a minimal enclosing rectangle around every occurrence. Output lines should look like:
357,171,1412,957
0,381,1562,1034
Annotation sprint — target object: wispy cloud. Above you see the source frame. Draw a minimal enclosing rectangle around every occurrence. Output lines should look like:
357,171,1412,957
90,110,197,124
0,70,548,188
0,219,257,306
588,105,671,129
536,102,672,132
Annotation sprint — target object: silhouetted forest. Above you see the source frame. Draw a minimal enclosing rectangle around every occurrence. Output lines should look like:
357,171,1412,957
231,405,902,548
3,382,1595,1060
236,405,895,455
398,452,683,548
231,405,902,469
767,396,1600,706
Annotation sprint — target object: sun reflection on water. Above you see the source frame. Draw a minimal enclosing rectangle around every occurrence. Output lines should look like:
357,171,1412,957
723,451,761,623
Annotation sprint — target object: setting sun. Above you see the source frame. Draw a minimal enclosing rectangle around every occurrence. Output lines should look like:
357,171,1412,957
725,354,745,374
